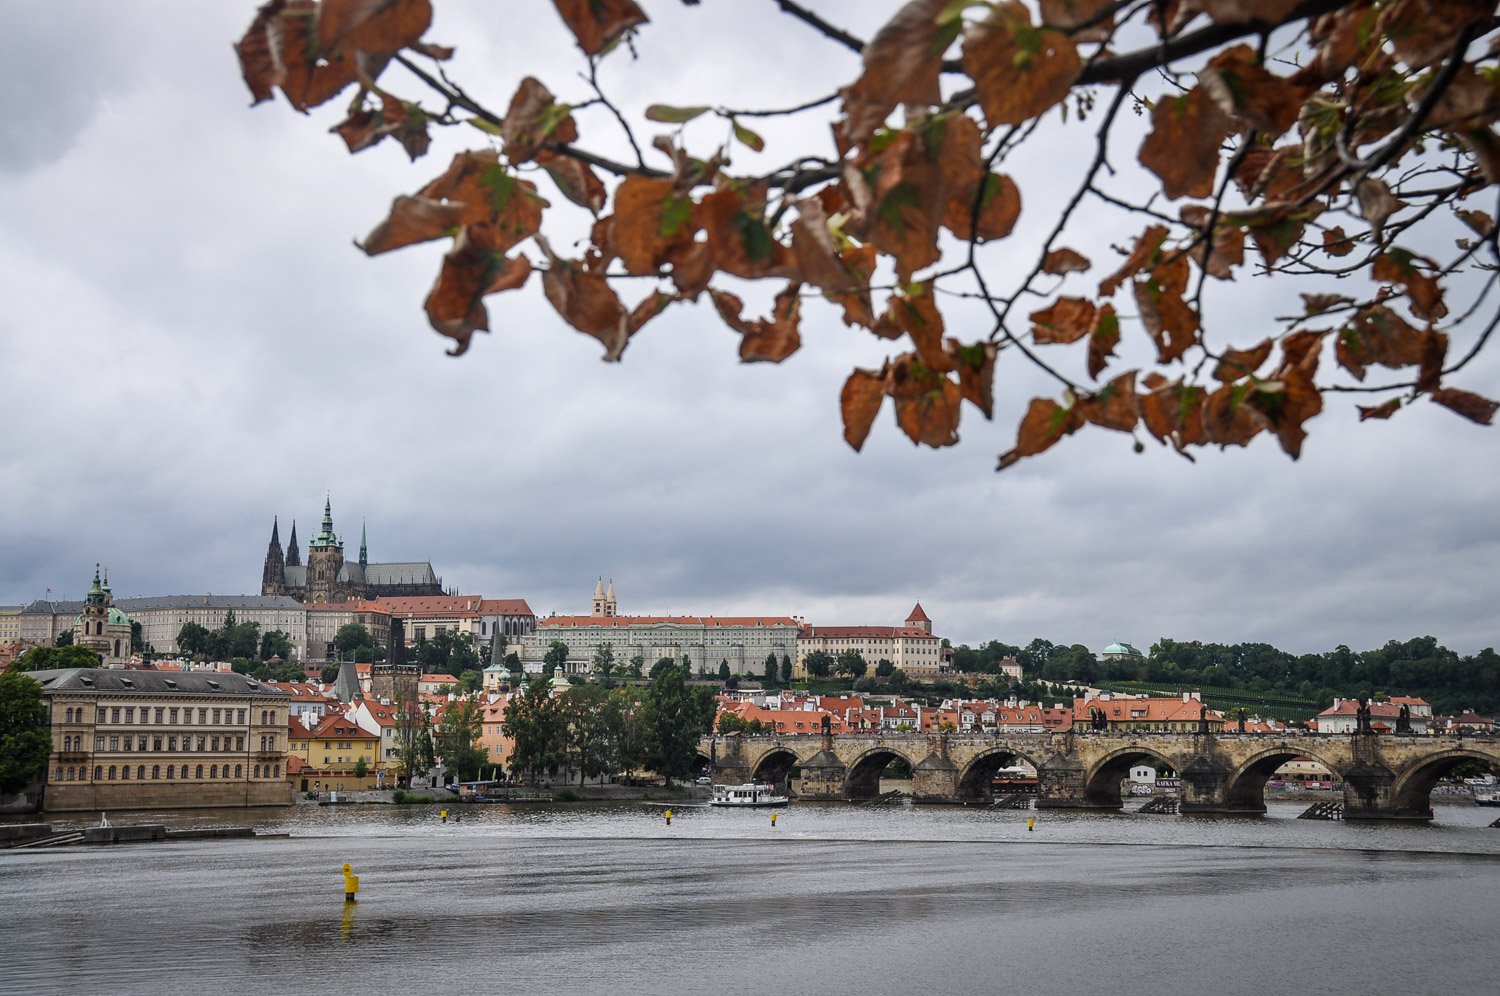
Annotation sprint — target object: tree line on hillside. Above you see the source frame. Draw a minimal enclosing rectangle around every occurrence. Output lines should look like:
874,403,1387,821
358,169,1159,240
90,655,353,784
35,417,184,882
949,636,1500,715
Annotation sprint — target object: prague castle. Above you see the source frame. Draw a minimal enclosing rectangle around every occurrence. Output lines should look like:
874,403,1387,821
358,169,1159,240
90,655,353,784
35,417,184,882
260,496,443,604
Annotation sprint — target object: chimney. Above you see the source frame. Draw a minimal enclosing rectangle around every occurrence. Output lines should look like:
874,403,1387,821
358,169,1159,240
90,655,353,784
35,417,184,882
1183,691,1190,702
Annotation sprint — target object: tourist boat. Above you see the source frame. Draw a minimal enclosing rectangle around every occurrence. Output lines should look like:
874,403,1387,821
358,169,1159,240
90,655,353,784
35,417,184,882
1474,790,1500,807
709,783,788,807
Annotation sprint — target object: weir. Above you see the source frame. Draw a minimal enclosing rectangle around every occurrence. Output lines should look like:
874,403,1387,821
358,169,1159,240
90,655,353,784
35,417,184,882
703,729,1500,821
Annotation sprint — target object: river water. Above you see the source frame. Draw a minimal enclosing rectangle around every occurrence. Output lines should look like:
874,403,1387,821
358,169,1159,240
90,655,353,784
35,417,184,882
3,800,1497,995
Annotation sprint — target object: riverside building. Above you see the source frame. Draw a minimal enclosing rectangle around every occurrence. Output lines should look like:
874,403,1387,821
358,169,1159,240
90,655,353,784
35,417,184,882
31,668,293,812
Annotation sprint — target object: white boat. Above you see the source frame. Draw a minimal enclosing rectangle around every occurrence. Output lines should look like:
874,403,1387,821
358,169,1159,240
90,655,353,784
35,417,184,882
709,783,788,807
1475,790,1500,807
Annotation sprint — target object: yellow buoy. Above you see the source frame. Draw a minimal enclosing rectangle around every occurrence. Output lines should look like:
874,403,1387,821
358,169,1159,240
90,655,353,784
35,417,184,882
1027,818,1035,832
342,863,360,901
771,812,778,827
664,809,673,825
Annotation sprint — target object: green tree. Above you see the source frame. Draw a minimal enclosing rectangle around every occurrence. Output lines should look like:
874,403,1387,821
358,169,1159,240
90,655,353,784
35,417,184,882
9,644,102,672
509,677,568,783
763,653,779,686
718,660,732,682
334,623,374,657
176,621,211,658
835,649,868,679
593,642,616,680
627,654,646,679
780,655,792,684
394,689,426,784
543,640,570,677
437,697,487,781
53,629,74,647
649,656,677,680
561,684,627,786
130,621,145,654
259,629,294,661
804,650,834,679
458,670,483,694
353,756,369,779
875,658,896,679
640,664,716,785
0,672,51,794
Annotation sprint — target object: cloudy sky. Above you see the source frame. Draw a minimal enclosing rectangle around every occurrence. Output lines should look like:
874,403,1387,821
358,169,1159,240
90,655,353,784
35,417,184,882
2,2,1496,657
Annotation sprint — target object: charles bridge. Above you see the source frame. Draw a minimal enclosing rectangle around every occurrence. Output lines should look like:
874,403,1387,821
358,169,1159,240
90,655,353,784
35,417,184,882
698,727,1500,820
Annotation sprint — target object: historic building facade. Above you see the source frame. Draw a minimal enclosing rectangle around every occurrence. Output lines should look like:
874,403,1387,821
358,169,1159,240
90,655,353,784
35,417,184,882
518,580,799,675
795,603,948,677
260,496,445,604
76,566,133,667
33,668,293,811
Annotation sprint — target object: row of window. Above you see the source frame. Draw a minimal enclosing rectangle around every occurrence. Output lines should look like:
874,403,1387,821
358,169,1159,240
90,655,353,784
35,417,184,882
64,705,281,727
79,734,274,753
53,762,282,782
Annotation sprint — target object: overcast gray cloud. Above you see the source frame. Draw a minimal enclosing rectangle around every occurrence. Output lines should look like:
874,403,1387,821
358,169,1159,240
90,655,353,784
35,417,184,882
2,2,1496,659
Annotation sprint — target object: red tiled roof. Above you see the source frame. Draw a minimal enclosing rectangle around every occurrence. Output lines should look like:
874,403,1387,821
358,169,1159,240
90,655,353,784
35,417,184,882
305,600,390,614
477,599,534,616
309,713,377,740
906,602,931,622
799,625,933,639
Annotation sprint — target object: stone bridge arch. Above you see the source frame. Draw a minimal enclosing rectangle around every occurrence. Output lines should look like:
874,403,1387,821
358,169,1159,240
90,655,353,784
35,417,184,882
955,746,1045,802
749,746,801,790
1081,745,1190,809
1386,746,1500,820
1221,745,1346,814
844,744,922,800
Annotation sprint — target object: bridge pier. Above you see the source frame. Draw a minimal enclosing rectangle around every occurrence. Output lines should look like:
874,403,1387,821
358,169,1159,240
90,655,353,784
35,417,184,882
911,751,960,804
797,748,846,801
1178,755,1263,815
1342,760,1430,821
1035,753,1113,810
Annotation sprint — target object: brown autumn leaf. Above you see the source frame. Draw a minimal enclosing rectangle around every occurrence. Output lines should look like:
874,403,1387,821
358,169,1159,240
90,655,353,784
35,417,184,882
856,130,946,280
536,150,607,214
1184,0,1302,25
610,176,691,275
1358,398,1403,421
1139,87,1232,200
997,397,1082,470
1180,205,1245,280
1416,328,1449,393
882,283,952,372
1201,382,1263,449
840,367,889,452
1139,374,1207,452
1372,249,1447,322
1323,226,1355,257
551,0,648,57
660,240,715,300
1292,2,1377,86
1087,304,1120,380
1043,248,1091,275
1431,388,1500,425
319,0,432,55
1335,305,1427,380
1380,0,1492,68
1099,225,1169,297
627,291,675,337
963,2,1081,129
709,283,804,363
1039,0,1115,43
942,172,1023,243
537,236,630,361
1213,339,1273,382
1302,292,1354,315
1030,297,1097,345
1246,358,1323,459
888,355,963,448
838,0,949,146
1134,256,1200,363
424,224,533,355
501,77,578,164
947,339,997,419
1229,203,1320,267
1076,371,1140,432
791,197,876,328
331,92,431,160
1199,45,1307,138
694,185,795,280
360,152,544,254
243,0,361,111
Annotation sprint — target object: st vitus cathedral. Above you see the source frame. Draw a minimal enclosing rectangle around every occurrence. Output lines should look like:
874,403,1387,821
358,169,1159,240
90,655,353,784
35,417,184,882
260,495,444,603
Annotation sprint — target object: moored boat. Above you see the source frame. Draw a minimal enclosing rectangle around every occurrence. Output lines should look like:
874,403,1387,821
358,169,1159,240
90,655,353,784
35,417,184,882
709,783,788,807
1474,790,1500,807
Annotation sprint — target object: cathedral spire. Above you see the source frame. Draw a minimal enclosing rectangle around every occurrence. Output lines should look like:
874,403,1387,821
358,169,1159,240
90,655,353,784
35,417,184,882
286,520,301,566
359,520,368,567
261,517,286,595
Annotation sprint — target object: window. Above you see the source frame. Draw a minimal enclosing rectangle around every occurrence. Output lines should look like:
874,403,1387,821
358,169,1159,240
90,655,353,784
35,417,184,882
156,707,165,723
152,765,160,779
210,765,218,778
196,765,204,779
236,736,244,751
212,736,221,752
111,708,120,723
183,709,192,725
108,766,116,780
65,707,74,723
166,765,174,780
213,709,221,725
122,765,130,780
168,736,177,751
169,708,178,723
109,736,119,751
199,709,207,723
55,766,63,781
235,765,242,778
124,707,135,723
254,764,261,778
122,738,132,753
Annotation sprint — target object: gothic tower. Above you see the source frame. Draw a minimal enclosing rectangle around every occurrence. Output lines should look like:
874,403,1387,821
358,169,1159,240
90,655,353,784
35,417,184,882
591,577,606,616
285,520,301,567
79,564,110,657
261,517,286,596
306,494,345,604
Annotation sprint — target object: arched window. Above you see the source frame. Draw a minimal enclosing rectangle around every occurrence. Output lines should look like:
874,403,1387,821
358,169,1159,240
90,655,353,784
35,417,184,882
108,766,116,780
55,767,63,781
137,765,145,780
210,765,218,779
273,764,280,777
235,765,242,778
65,707,74,723
196,764,204,779
253,764,261,778
166,765,175,779
152,765,160,780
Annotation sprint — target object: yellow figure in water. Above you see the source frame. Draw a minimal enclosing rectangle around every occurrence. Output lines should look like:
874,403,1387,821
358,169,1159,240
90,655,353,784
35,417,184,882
664,809,673,825
342,863,360,902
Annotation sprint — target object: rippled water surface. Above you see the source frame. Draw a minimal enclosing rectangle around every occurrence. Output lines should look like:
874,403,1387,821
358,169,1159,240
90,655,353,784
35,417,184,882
4,800,1497,995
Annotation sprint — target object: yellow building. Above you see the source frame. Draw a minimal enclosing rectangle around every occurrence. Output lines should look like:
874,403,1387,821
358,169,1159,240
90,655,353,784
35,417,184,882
289,712,380,791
